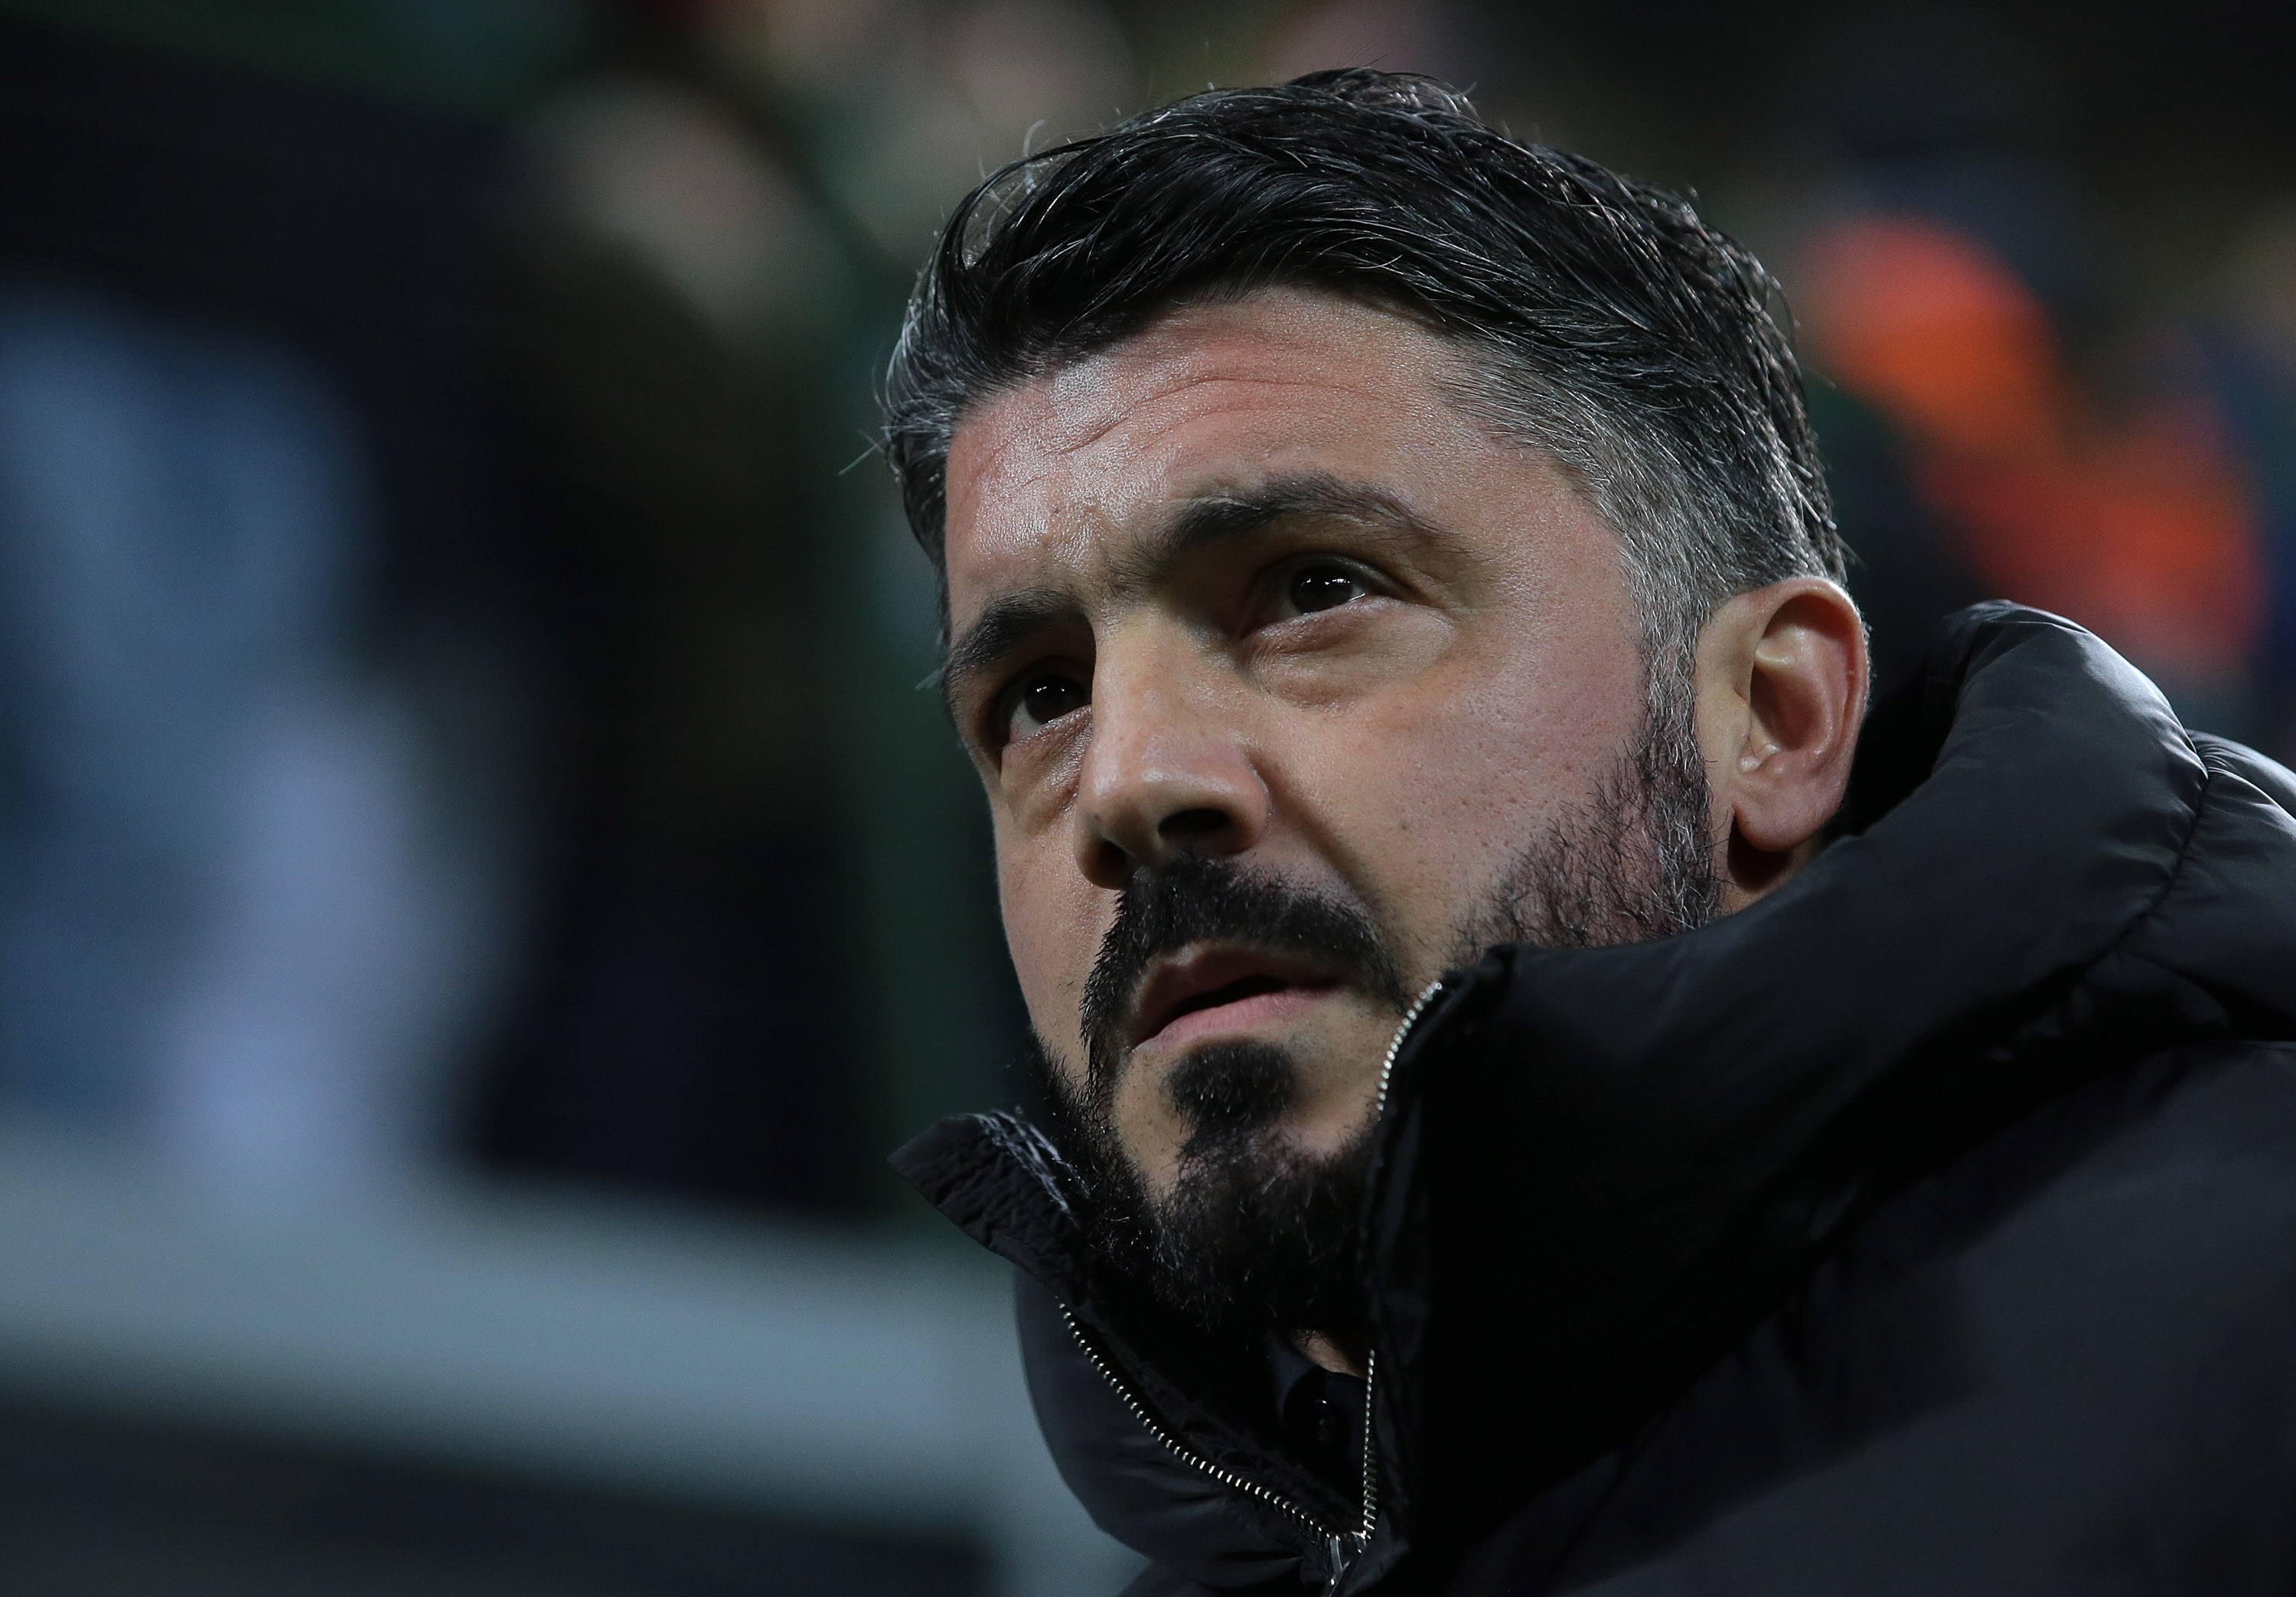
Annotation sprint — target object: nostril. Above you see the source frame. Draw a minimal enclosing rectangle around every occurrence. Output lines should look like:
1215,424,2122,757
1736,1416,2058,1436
1158,807,1233,846
1084,836,1135,888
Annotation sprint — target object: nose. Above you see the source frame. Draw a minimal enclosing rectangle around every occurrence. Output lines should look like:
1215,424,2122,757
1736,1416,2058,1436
1073,632,1269,889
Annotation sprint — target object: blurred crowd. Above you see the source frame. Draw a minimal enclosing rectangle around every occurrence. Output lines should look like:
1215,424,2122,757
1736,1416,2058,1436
0,0,2290,1223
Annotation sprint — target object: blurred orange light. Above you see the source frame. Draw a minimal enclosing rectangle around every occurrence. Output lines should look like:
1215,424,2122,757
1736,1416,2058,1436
1799,213,2262,684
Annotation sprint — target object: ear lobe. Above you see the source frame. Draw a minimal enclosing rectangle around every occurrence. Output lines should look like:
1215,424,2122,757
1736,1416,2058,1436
1698,579,1867,893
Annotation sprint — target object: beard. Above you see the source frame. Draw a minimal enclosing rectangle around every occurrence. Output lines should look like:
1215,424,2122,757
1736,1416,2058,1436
1453,647,1724,953
1042,852,1405,1341
1034,664,1722,1345
1043,1035,1384,1343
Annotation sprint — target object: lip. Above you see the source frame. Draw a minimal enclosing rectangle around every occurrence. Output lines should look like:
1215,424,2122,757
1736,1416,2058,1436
1127,945,1342,1052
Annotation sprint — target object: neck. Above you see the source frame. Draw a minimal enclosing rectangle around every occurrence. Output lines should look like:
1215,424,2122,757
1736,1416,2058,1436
1293,1329,1366,1378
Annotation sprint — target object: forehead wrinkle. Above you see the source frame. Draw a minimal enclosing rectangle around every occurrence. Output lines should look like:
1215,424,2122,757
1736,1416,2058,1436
958,301,1471,546
1038,355,1399,462
1036,287,1459,440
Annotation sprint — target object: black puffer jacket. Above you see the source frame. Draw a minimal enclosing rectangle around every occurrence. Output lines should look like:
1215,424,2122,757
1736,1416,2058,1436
896,605,2296,1595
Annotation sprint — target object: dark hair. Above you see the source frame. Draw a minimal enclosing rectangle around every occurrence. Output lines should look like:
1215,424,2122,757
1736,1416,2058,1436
882,69,1841,673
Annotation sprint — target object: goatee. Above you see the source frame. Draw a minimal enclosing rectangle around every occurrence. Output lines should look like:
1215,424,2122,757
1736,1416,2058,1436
1043,854,1402,1341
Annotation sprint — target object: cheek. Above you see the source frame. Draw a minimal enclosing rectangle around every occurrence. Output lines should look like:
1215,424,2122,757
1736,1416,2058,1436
995,831,1105,1055
1282,612,1645,957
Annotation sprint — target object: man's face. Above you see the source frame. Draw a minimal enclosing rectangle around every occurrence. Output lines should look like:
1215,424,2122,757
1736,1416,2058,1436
941,288,1662,1218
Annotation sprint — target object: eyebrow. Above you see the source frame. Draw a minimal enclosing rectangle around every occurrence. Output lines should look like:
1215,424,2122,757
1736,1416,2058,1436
939,472,1436,725
1115,472,1425,590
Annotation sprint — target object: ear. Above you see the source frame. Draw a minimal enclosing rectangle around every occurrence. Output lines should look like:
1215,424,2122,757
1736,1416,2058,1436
1693,579,1868,910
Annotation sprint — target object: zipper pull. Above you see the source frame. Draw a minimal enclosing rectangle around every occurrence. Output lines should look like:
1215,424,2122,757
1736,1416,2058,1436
1325,1529,1375,1594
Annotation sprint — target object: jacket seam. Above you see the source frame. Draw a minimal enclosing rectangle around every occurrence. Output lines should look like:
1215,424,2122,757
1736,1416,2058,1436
2060,732,2217,997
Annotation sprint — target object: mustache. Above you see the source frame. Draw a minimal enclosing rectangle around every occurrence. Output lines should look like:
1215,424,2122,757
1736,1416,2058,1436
1078,854,1406,1104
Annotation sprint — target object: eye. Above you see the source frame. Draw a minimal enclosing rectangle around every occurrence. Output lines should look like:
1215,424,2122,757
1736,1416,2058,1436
1004,669,1089,743
1282,562,1372,617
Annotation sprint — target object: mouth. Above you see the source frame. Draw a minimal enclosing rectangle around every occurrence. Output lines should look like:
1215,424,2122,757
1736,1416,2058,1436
1127,946,1342,1053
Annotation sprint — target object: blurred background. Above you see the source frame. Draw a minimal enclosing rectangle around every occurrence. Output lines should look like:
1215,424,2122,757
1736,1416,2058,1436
0,1,2288,1592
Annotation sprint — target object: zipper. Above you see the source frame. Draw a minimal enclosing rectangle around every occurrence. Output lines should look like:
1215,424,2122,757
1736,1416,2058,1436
1375,976,1447,1124
1356,1348,1381,1546
1342,977,1445,1586
1061,977,1450,1594
1062,1307,1352,1560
